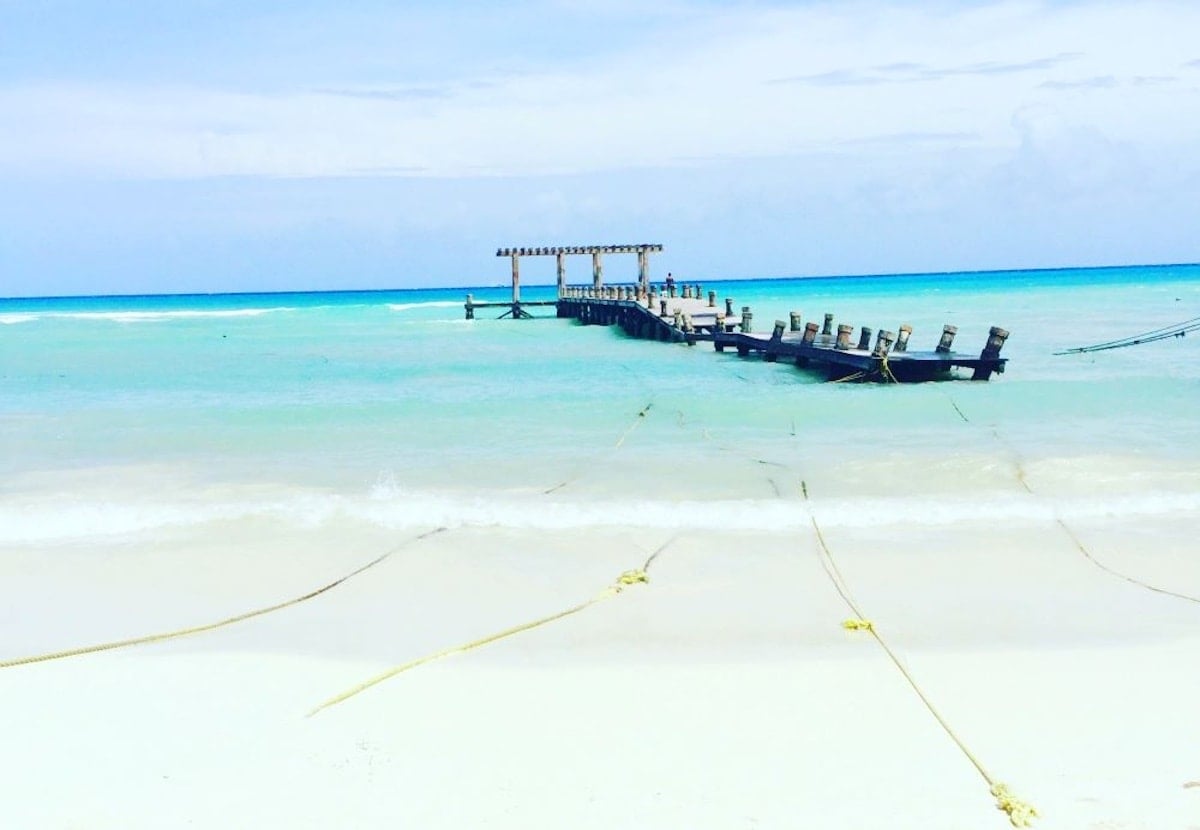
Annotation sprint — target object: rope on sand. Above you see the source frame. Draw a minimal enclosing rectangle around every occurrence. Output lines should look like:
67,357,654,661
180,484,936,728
0,527,448,670
307,536,674,717
802,484,1038,826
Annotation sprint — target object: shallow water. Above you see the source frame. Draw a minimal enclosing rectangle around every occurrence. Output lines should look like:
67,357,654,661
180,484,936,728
2,264,1198,546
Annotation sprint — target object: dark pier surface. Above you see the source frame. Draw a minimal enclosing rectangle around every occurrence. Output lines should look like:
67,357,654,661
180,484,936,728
552,287,1008,383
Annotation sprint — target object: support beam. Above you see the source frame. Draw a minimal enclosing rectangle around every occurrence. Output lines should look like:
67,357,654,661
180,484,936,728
592,252,603,290
556,252,566,298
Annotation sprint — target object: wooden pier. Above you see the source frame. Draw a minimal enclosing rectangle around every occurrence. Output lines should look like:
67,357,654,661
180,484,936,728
469,245,1008,382
468,244,663,319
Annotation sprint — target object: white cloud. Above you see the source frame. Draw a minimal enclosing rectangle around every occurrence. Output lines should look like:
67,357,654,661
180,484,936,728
0,1,1198,180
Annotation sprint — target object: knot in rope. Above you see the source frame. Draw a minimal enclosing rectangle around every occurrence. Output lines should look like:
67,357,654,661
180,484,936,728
991,783,1038,827
877,353,898,384
616,569,649,588
841,618,874,632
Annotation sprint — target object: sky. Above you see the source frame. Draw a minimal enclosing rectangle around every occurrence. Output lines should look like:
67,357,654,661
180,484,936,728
1,0,1199,296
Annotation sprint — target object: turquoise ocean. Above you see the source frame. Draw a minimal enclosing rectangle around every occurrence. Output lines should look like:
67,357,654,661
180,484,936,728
2,264,1199,548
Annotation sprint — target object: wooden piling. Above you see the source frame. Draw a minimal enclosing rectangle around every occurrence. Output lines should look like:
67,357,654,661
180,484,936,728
981,326,1009,358
873,330,896,357
895,324,912,352
741,306,753,334
822,313,834,336
790,311,802,332
835,324,854,350
971,326,1010,380
708,290,716,308
802,321,819,345
937,325,958,353
765,320,786,362
465,293,475,320
725,298,734,317
856,326,872,350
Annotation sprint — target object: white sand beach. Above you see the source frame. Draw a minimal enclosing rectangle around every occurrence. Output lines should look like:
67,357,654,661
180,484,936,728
4,512,1198,829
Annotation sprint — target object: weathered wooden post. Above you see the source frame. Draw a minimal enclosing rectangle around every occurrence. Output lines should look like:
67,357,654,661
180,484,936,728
765,320,786,362
592,251,603,291
682,284,692,299
673,309,683,329
660,299,668,316
708,290,716,308
857,326,872,350
972,326,1010,380
822,313,834,336
790,311,802,332
556,252,566,297
835,324,854,350
725,298,734,316
740,306,753,333
873,330,896,357
693,285,701,301
895,324,912,352
637,249,649,294
981,326,1009,358
465,293,475,320
802,321,819,345
511,253,521,306
936,324,958,353
715,312,727,334
669,281,677,298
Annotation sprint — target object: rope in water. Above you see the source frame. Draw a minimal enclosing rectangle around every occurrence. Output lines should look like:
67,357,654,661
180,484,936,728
308,537,673,716
828,353,897,384
0,527,449,670
1054,314,1200,354
945,393,1200,606
802,484,1038,827
544,400,653,494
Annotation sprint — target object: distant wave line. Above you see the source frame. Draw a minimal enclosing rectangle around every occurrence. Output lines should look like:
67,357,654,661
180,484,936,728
386,301,462,311
0,307,298,324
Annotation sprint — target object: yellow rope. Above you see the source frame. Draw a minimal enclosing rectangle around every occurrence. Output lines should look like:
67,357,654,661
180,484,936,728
876,352,899,384
841,618,874,631
805,492,1038,825
545,401,653,493
991,783,1040,827
614,402,654,449
0,527,448,670
308,540,672,717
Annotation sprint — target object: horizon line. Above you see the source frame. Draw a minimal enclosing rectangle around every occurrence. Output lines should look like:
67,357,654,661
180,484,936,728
4,259,1197,303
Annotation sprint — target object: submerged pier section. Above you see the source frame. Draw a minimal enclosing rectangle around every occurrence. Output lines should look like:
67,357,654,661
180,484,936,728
554,284,1009,382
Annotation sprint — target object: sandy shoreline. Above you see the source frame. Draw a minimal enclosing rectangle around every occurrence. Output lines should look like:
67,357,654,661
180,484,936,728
3,519,1199,829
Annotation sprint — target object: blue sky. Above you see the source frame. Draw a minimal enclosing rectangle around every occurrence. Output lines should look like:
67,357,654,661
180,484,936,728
2,0,1199,296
